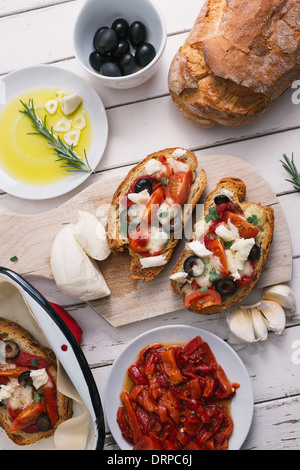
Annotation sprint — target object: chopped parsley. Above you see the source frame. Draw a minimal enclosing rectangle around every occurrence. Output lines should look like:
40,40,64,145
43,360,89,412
160,177,169,185
247,214,259,225
205,206,219,223
209,268,220,283
200,286,209,292
9,256,18,263
223,240,234,249
159,210,169,219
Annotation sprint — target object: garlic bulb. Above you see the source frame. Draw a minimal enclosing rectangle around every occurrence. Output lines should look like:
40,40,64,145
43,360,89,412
228,307,256,343
257,300,286,334
263,284,296,312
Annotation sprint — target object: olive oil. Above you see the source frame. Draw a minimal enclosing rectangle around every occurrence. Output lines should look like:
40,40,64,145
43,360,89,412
0,88,92,185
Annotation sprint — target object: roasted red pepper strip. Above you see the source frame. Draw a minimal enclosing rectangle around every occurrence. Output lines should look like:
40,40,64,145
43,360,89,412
128,362,148,386
159,349,183,385
0,366,29,378
10,401,44,432
120,391,143,444
43,372,59,425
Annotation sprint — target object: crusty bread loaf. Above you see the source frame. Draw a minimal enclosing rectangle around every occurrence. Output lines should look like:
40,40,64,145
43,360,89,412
0,318,72,446
106,148,207,281
168,0,300,127
170,177,274,314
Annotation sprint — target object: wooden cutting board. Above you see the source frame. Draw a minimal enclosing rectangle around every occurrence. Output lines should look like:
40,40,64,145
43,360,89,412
0,154,292,327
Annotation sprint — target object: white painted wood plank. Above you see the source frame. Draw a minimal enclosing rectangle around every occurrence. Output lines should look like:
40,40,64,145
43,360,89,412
0,0,75,17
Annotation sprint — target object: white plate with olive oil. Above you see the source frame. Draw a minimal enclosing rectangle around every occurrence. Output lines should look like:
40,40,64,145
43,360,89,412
0,65,108,200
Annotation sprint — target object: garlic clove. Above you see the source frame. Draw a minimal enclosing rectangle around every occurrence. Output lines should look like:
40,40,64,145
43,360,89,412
251,307,268,341
229,307,257,343
63,128,81,147
60,94,82,115
72,112,86,130
53,117,71,133
263,284,296,312
44,99,58,115
257,300,286,334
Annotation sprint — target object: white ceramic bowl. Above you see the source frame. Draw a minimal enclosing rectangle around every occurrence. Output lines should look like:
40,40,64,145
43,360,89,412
73,0,167,89
105,325,254,450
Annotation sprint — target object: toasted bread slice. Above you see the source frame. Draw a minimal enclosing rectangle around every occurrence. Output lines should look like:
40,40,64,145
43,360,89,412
170,177,274,314
106,148,207,281
0,318,72,446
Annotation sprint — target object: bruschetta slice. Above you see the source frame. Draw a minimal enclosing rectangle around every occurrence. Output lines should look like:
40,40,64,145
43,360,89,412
106,148,207,281
170,177,274,314
0,318,72,445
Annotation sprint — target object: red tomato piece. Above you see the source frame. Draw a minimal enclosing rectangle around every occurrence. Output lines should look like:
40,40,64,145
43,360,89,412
10,401,44,432
236,260,255,286
225,212,259,239
184,289,222,310
43,373,59,425
140,187,165,225
205,238,229,275
165,171,192,206
128,221,149,254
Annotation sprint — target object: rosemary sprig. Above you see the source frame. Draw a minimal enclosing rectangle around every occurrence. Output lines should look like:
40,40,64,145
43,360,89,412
19,99,92,173
280,153,300,192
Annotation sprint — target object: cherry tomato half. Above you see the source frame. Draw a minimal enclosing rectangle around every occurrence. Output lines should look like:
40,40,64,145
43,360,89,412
165,171,193,206
184,289,222,310
225,212,259,239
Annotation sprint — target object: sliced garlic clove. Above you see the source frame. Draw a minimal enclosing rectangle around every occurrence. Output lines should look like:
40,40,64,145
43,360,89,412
60,94,82,115
44,99,58,115
229,307,257,343
72,112,86,130
263,284,296,312
251,307,268,341
257,300,286,334
53,117,72,133
53,89,65,100
64,128,81,147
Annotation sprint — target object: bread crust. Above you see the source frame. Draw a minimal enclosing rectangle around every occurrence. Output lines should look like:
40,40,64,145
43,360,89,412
168,0,300,127
106,148,207,281
170,177,275,315
0,318,73,446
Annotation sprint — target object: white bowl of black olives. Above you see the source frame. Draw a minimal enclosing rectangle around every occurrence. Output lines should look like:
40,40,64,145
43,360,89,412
74,0,167,89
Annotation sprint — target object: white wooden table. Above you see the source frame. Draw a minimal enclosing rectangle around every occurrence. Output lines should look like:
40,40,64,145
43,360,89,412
0,0,299,451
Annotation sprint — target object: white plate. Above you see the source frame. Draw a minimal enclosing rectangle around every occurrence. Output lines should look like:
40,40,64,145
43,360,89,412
105,325,254,451
0,65,108,200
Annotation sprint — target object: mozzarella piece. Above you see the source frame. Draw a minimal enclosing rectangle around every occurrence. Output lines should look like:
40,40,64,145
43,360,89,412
172,148,187,159
144,158,162,175
169,272,188,283
220,188,234,199
128,204,145,225
146,226,169,254
64,128,81,147
51,225,110,302
140,255,167,268
44,99,58,115
0,383,15,401
30,368,49,389
167,157,189,173
187,240,213,257
158,202,179,224
53,117,72,133
71,211,111,261
127,189,150,205
230,238,255,271
60,93,82,115
215,222,239,241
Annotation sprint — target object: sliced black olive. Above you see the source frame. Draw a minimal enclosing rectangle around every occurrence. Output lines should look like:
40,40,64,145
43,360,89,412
18,370,33,387
134,177,153,194
184,256,205,277
36,414,51,432
4,340,20,359
214,194,230,205
249,244,261,260
215,277,237,297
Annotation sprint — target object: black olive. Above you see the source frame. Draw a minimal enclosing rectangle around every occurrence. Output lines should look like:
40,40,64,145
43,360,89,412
36,414,51,432
111,18,129,39
89,50,107,71
4,340,20,359
215,277,237,297
134,177,153,194
119,53,136,75
100,62,122,77
184,256,205,277
129,21,146,48
94,27,118,55
18,370,33,387
111,39,130,61
135,43,156,67
214,194,230,205
93,26,108,50
249,244,261,260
